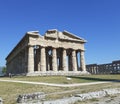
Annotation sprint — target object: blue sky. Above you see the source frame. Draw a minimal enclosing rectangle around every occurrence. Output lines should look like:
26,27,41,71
0,0,120,66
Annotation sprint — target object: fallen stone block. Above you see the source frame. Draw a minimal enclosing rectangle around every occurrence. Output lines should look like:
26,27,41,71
17,92,45,103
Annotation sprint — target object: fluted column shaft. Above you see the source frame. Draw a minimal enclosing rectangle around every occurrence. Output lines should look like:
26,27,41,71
27,46,34,73
52,48,57,71
40,47,46,72
80,50,86,71
72,50,77,71
62,49,67,71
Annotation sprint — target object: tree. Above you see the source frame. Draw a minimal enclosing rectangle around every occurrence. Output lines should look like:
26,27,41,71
2,66,6,74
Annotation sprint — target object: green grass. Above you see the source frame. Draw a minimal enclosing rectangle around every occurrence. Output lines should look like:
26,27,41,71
0,74,120,104
1,74,120,84
0,82,68,104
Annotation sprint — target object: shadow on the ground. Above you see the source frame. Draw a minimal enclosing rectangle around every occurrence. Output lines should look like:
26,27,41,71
67,76,120,82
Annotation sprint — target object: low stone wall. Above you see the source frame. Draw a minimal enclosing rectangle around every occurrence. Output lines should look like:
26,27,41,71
17,92,45,103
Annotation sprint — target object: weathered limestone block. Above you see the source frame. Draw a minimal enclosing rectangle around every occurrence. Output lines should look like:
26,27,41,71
39,88,120,104
17,92,45,103
75,88,120,100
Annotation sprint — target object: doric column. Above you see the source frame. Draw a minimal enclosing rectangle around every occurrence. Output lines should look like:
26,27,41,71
52,48,57,71
40,47,46,72
62,49,67,71
80,50,86,71
72,50,77,71
27,45,34,73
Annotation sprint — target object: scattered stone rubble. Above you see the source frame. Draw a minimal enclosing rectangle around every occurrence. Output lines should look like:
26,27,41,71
17,88,120,104
75,88,120,100
42,88,120,104
0,97,3,104
17,92,45,103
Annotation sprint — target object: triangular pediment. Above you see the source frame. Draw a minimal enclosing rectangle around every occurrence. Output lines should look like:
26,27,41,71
58,30,86,42
44,29,86,42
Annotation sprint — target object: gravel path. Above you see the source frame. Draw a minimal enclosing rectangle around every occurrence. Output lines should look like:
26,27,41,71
0,79,111,87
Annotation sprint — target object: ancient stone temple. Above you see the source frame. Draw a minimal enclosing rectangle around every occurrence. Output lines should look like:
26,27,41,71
86,60,120,74
6,29,87,76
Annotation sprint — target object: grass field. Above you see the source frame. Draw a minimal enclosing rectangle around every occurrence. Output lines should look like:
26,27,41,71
0,74,120,104
1,74,120,84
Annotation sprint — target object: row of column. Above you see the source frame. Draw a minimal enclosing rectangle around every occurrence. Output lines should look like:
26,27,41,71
86,63,120,74
27,45,86,73
7,48,28,74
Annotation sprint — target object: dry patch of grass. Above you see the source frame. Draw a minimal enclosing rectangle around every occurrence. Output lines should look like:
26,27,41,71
0,75,120,104
0,75,90,84
0,81,68,104
1,74,120,84
1,82,119,104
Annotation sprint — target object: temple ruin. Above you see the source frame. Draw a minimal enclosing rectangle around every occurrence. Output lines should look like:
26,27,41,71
6,29,87,76
86,60,120,74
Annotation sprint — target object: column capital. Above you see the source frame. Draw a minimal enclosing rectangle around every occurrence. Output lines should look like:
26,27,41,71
28,43,34,47
79,49,85,52
52,47,57,49
40,45,47,48
80,50,85,55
